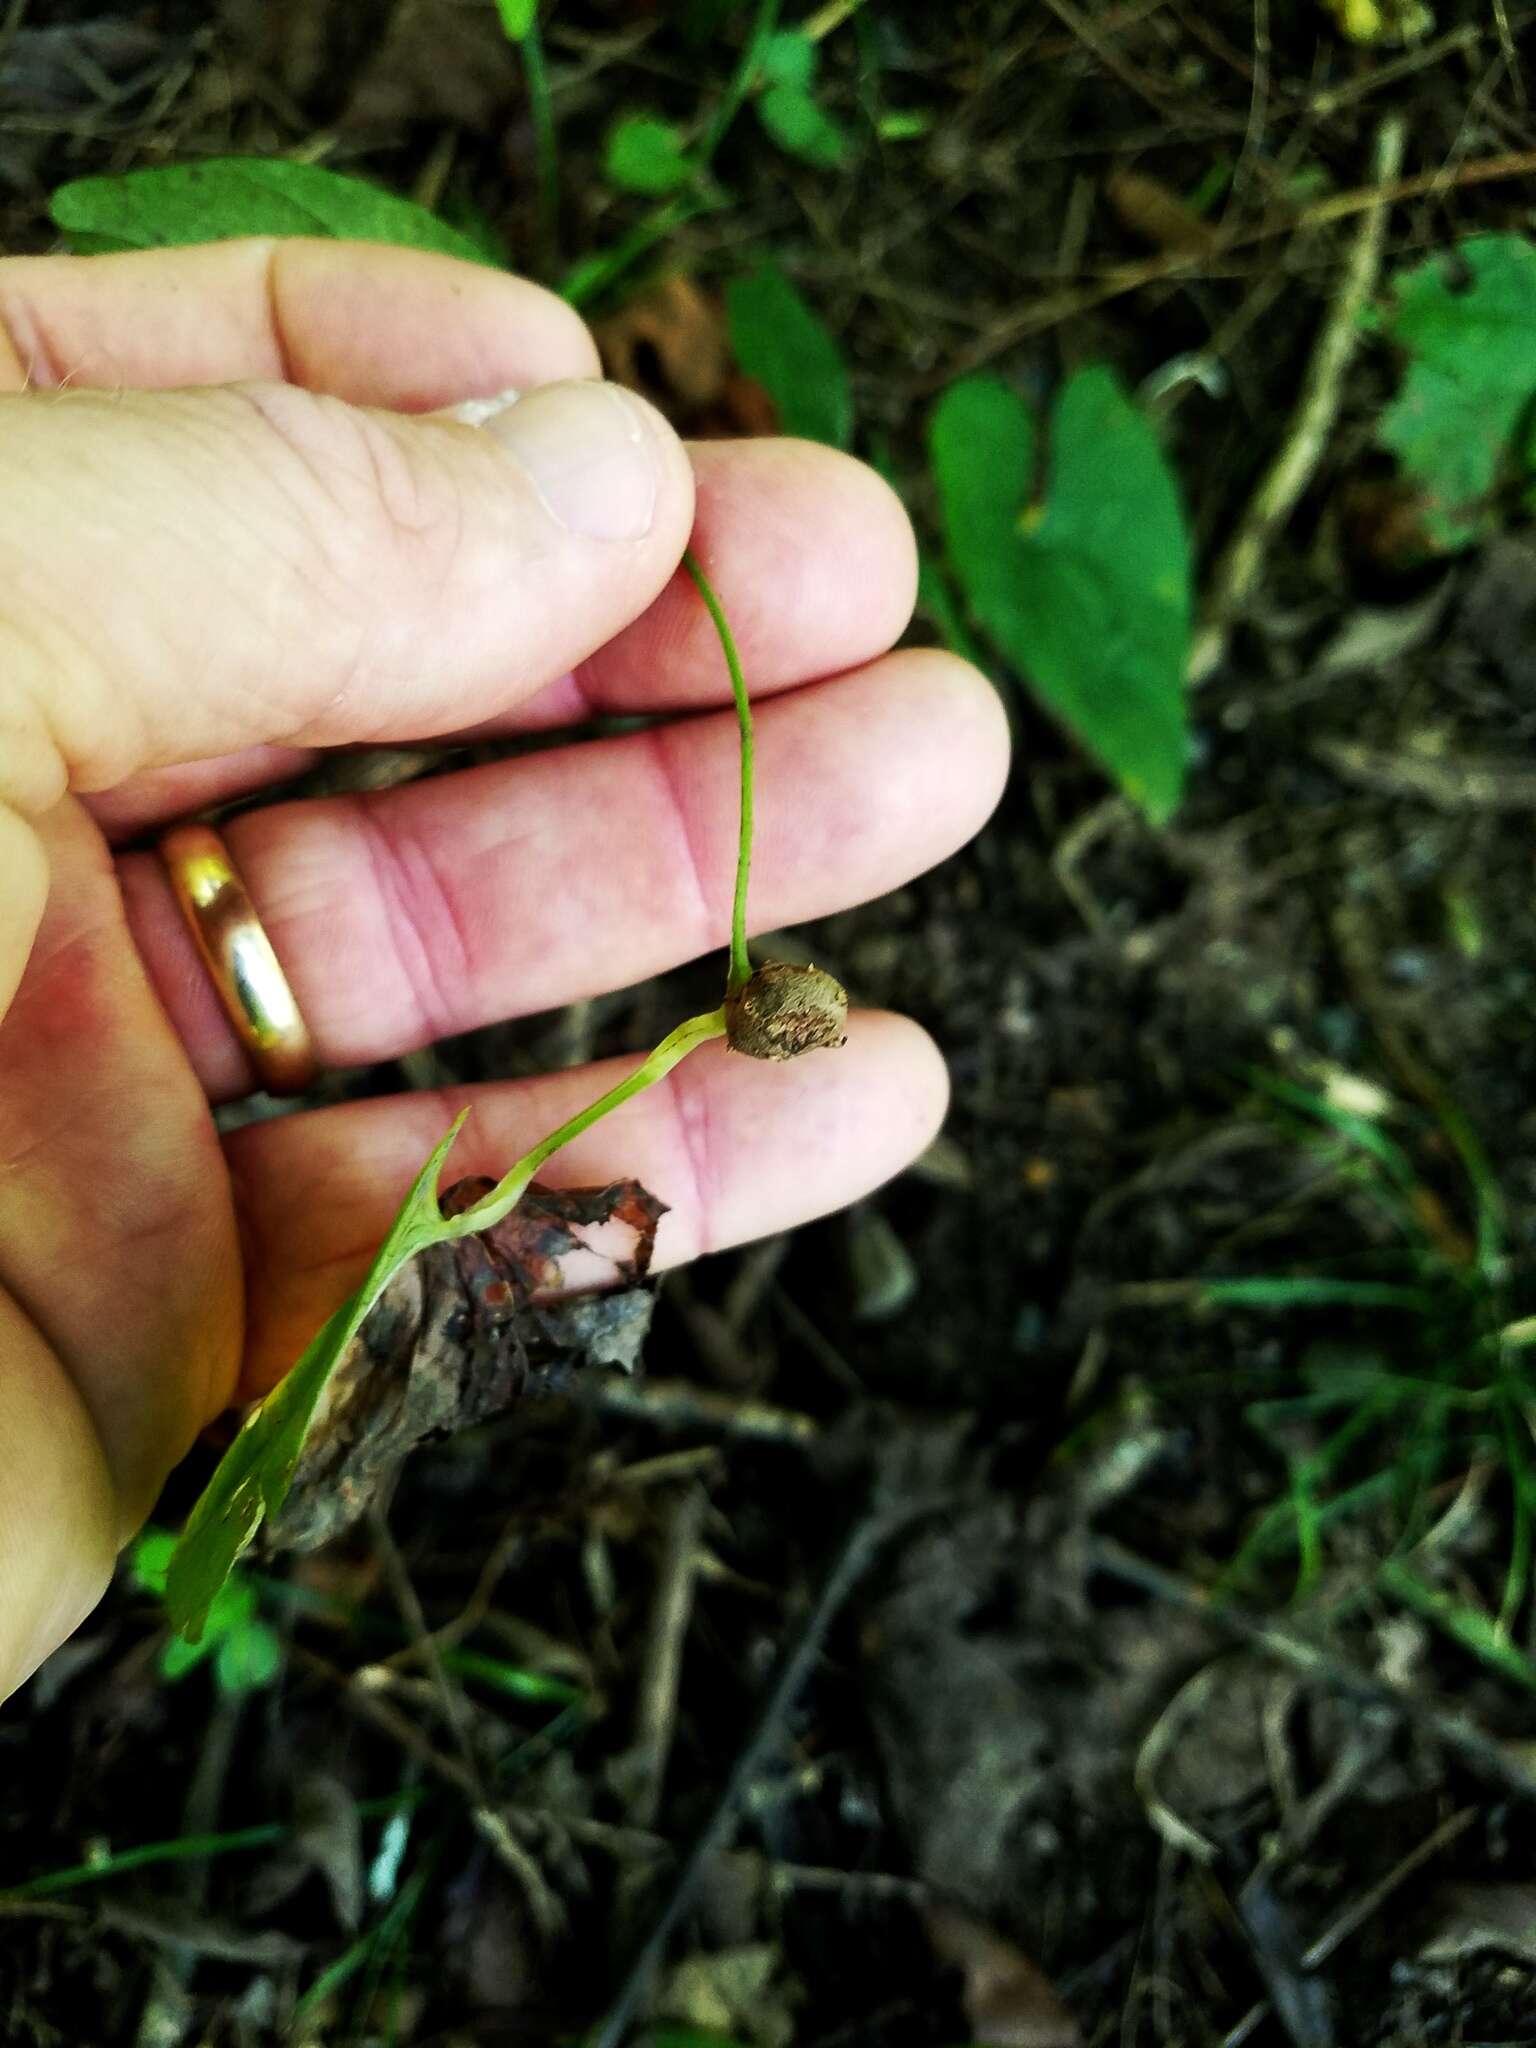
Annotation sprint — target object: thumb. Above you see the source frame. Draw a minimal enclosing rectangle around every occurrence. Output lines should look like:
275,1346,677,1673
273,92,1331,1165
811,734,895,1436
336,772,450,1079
0,377,695,817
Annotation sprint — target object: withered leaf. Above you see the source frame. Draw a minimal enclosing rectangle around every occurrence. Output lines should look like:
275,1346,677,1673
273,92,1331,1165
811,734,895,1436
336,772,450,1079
925,1903,1081,2048
268,1176,666,1553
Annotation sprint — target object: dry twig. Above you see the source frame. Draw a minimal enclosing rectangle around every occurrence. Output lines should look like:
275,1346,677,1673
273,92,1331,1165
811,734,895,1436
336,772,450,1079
1187,113,1406,686
626,1483,708,1831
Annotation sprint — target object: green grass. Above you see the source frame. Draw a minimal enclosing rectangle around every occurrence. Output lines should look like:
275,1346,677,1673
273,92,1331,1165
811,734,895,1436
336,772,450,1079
1170,1068,1536,1667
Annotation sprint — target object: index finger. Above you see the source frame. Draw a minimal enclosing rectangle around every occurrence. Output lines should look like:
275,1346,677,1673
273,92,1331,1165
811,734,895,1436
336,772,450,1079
0,237,600,400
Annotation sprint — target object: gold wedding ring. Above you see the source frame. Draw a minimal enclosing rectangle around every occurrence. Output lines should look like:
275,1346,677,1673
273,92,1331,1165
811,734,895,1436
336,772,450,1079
159,823,318,1097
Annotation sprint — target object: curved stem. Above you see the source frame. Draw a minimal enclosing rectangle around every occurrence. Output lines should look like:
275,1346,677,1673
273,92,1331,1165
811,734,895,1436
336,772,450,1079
519,13,560,269
697,0,781,166
446,1006,729,1238
683,550,754,993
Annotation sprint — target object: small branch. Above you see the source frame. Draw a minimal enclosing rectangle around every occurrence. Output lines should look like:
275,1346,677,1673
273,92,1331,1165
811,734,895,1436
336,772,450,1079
578,1373,820,1446
931,118,1536,388
626,1484,708,1832
1089,1540,1536,1803
371,1508,484,1793
1187,111,1405,688
589,1509,904,2048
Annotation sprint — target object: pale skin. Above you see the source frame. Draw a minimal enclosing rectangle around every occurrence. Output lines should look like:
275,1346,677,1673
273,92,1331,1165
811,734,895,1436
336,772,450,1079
0,239,1009,1702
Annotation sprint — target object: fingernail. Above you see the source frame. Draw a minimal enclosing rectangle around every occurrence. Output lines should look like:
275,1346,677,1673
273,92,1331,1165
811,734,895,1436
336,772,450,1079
480,381,660,542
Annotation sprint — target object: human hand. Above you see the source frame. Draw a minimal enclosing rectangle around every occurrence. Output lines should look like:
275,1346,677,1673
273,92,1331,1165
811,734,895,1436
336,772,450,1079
0,240,1007,1700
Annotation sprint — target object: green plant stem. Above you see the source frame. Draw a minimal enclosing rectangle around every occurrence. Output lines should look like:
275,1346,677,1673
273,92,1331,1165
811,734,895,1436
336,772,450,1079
448,1006,729,1239
683,551,754,992
559,0,778,308
697,0,781,163
561,192,716,308
519,13,560,267
805,0,870,36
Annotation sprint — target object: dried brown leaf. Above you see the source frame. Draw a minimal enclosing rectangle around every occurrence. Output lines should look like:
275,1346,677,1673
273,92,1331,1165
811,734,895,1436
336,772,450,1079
1104,170,1220,257
268,1176,665,1552
597,273,778,436
925,1903,1081,2048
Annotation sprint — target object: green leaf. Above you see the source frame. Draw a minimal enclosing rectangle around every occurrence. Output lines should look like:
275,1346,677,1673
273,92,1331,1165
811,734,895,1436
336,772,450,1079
130,1528,177,1596
757,83,848,169
604,115,694,196
159,1631,216,1682
1378,235,1536,548
201,1575,259,1643
931,368,1190,823
758,28,817,88
916,552,989,673
726,262,852,447
50,160,491,266
215,1622,283,1694
493,0,539,39
164,1113,471,1639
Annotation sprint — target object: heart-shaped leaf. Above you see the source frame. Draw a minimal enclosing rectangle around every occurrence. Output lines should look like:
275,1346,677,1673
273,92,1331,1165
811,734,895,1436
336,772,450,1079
51,160,491,264
605,115,694,196
757,83,848,169
1377,234,1536,548
931,367,1191,823
726,262,852,447
759,29,818,89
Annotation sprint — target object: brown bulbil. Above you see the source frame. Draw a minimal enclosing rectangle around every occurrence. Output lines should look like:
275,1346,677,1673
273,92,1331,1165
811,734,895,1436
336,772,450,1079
725,960,849,1061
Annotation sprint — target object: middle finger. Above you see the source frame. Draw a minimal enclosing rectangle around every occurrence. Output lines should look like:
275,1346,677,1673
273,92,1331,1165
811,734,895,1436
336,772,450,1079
121,649,1007,1100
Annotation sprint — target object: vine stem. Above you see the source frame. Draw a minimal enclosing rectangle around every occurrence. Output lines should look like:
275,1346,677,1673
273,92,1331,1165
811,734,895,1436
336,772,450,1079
450,553,754,1232
446,1006,729,1239
559,0,780,308
697,0,781,165
683,550,754,993
519,11,560,270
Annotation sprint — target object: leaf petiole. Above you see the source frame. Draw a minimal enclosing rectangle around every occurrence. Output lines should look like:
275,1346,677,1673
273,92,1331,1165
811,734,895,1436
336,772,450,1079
682,550,754,993
445,1004,729,1239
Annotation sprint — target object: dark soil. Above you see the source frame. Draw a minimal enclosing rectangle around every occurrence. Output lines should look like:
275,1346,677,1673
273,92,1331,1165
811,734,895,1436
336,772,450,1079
8,4,1536,2045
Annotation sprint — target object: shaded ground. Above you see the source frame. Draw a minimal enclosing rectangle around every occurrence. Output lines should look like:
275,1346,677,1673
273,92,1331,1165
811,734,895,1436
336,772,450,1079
7,4,1536,2044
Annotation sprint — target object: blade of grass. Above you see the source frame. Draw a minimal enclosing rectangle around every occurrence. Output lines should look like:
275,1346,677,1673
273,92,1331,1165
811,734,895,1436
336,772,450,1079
439,1646,581,1706
4,1792,423,1903
296,1854,436,2023
1245,1068,1420,1203
1217,1389,1405,1597
1382,1559,1536,1692
1202,1276,1433,1311
1434,1091,1505,1285
1497,1399,1535,1642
